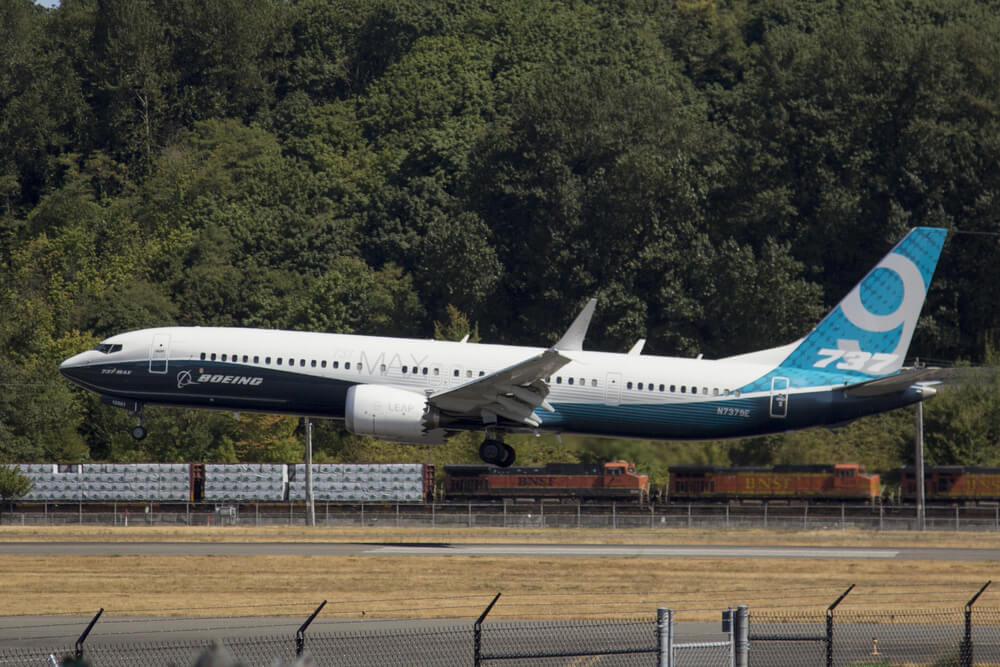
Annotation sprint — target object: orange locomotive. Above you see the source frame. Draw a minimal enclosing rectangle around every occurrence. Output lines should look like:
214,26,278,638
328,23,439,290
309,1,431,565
901,466,1000,502
443,461,649,502
668,463,880,502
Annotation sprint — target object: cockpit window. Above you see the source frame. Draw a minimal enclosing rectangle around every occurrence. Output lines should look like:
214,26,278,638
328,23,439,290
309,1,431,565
95,343,123,354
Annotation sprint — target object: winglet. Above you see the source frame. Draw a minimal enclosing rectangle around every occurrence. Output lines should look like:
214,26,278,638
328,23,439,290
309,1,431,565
554,298,597,351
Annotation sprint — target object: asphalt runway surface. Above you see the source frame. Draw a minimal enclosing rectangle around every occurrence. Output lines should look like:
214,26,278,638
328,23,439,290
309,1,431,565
0,541,997,560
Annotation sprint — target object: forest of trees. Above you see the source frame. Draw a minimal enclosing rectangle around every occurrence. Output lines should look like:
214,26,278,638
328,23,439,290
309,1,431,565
3,0,1000,488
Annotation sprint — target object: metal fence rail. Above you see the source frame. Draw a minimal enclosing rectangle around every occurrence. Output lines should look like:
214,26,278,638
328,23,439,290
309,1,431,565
3,500,1000,531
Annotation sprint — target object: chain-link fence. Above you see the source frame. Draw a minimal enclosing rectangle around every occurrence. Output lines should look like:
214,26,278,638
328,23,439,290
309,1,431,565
3,605,1000,666
749,607,1000,666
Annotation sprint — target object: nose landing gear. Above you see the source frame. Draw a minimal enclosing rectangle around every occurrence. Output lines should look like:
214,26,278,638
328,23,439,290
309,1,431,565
130,405,147,441
479,438,515,467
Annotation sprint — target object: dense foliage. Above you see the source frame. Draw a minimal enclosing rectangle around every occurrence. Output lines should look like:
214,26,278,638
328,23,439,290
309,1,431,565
3,0,1000,485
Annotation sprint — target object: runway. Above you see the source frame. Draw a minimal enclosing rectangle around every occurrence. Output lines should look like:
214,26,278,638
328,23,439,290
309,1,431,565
0,541,996,560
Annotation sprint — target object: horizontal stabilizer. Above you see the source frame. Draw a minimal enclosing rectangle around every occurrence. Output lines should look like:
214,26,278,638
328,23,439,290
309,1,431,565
843,367,947,397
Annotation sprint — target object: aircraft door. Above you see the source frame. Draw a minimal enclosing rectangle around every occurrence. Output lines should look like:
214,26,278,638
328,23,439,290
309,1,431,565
605,372,622,405
770,376,789,418
149,333,170,374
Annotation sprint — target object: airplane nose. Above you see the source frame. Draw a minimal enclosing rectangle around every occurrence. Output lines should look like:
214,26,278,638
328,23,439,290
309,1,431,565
59,352,90,379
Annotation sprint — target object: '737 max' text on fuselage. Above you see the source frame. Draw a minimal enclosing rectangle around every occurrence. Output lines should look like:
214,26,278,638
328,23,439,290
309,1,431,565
60,227,949,467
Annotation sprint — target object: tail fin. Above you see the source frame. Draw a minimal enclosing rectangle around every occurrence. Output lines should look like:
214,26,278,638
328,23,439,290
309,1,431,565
776,227,947,382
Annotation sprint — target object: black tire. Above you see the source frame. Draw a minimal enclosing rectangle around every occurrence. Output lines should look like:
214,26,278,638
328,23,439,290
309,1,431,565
131,426,148,441
478,439,502,465
498,444,516,468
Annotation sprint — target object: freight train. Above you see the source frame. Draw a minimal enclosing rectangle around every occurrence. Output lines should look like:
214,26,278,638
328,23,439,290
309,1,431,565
10,462,1000,505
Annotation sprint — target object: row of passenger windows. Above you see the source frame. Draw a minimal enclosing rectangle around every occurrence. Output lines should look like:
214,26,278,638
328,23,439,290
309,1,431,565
627,381,740,397
200,352,360,371
199,352,739,396
200,352,490,378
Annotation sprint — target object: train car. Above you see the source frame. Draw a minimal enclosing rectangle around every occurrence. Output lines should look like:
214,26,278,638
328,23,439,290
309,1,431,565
668,463,880,502
443,461,649,502
14,462,435,504
900,466,1000,503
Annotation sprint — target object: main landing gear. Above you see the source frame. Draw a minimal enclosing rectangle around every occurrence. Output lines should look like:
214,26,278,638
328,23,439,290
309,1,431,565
130,404,147,441
479,438,515,467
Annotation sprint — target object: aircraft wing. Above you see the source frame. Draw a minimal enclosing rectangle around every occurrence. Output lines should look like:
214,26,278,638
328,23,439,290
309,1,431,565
428,348,572,428
843,367,948,397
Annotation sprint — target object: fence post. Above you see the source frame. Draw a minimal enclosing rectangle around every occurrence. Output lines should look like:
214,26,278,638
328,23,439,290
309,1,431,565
961,581,991,667
657,607,672,667
74,608,103,661
473,592,501,667
826,585,854,667
296,600,327,656
735,604,748,667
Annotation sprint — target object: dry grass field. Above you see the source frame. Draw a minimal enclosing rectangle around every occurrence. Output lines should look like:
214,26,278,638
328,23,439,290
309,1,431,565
0,526,997,621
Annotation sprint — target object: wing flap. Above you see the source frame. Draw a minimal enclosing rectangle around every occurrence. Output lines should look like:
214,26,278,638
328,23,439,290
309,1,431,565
429,349,571,423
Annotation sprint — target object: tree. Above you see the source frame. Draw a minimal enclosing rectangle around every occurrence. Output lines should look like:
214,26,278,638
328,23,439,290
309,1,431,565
0,465,33,515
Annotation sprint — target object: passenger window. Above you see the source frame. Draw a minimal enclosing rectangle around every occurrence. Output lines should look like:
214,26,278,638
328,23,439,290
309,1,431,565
402,366,408,373
422,367,428,375
568,378,574,385
659,384,665,391
681,386,686,393
724,389,730,396
466,370,472,378
300,359,306,367
479,371,485,376
713,388,719,396
345,362,351,370
638,383,643,390
579,378,585,386
243,355,248,363
592,379,598,387
383,364,389,372
670,385,676,392
321,361,326,368
627,382,633,389
288,358,294,366
312,360,317,368
333,361,339,369
556,377,562,384
265,357,271,364
211,353,217,361
433,368,438,376
453,369,459,377
200,353,206,361
734,390,741,397
253,356,259,364
649,384,654,392
222,354,227,361
277,358,283,366
703,387,708,395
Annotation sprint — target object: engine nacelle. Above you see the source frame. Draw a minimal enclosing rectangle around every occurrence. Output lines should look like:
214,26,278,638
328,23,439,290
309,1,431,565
344,385,447,444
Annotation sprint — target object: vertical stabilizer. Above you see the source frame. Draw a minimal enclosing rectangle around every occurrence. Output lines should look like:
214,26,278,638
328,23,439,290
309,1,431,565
777,227,948,381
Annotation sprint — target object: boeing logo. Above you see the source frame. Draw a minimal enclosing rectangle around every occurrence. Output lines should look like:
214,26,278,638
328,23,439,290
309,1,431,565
177,370,263,389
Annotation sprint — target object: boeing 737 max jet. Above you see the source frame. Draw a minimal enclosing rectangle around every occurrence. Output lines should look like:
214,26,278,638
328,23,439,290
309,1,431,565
60,227,948,466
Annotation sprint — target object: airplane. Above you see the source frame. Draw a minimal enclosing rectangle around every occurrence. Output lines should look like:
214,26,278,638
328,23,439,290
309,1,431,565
60,227,948,467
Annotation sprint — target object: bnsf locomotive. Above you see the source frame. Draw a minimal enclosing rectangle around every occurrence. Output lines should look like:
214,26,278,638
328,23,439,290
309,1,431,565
668,463,881,502
900,466,1000,502
443,461,650,502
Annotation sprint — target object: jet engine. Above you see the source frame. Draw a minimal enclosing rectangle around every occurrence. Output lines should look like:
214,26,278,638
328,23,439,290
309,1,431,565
344,385,447,444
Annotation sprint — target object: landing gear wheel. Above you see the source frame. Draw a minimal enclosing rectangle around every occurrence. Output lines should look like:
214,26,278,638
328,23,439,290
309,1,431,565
131,425,147,441
479,439,503,465
498,444,516,468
